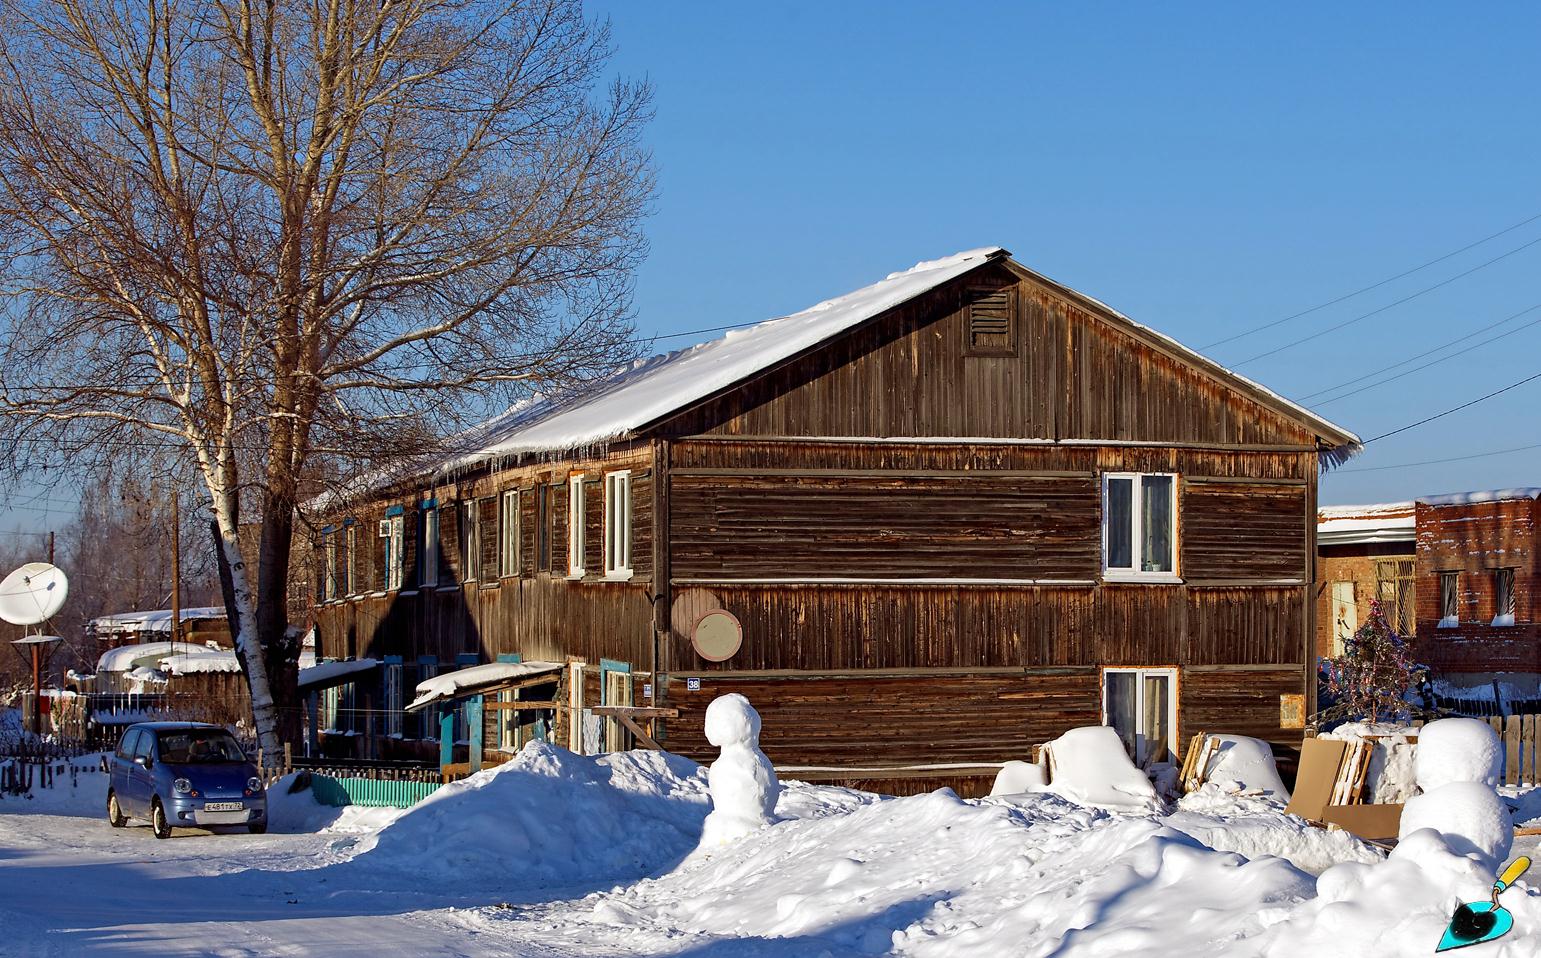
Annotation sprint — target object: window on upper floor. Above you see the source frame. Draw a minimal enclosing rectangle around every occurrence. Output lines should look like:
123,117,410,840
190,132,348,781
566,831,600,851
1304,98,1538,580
1494,568,1516,627
500,489,521,578
322,531,338,601
460,498,479,583
568,475,586,578
1102,473,1177,580
1439,571,1459,628
604,471,633,579
381,513,405,591
420,502,440,587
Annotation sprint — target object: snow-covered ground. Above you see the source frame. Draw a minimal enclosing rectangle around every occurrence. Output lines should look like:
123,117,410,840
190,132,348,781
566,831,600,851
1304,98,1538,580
3,735,1541,956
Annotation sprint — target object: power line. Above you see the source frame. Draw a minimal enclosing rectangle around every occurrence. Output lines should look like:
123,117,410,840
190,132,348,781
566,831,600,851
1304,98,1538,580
1230,232,1541,368
1202,210,1541,350
1338,441,1541,474
1297,301,1541,402
1311,305,1541,406
1363,368,1541,444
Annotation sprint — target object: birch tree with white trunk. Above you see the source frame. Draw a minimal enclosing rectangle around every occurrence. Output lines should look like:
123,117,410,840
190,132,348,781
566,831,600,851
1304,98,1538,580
0,0,652,761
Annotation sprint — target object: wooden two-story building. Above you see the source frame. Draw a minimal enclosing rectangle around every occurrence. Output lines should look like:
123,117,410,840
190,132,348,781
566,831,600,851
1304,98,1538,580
310,246,1358,790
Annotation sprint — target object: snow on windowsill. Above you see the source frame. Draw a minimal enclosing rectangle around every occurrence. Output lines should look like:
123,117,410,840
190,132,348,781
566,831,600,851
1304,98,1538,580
1102,572,1184,585
1491,614,1517,628
602,570,635,582
1438,616,1460,629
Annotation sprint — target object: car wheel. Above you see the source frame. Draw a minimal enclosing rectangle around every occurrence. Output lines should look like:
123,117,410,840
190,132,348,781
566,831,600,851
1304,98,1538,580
151,799,172,840
248,821,268,835
107,792,126,828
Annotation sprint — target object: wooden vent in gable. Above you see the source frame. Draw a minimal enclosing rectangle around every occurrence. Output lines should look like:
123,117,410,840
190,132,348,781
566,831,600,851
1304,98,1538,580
966,287,1015,355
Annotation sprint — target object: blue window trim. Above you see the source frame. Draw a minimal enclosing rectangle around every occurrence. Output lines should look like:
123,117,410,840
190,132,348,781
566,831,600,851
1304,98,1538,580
496,653,522,664
417,655,438,667
455,652,480,667
420,497,437,510
600,658,631,705
385,505,405,517
383,655,403,665
321,524,336,535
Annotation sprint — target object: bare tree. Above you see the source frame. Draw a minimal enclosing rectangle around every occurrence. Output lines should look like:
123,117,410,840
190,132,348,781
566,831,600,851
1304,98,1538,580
0,0,652,761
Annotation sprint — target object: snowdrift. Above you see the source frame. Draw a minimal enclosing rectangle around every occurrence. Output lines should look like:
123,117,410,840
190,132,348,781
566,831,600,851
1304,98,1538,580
352,743,711,887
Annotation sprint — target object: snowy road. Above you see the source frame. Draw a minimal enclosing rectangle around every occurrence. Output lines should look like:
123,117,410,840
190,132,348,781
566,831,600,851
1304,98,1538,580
0,810,523,957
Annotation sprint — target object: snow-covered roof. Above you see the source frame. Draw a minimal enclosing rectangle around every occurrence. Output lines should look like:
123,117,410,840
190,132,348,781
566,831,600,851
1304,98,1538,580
1317,501,1416,546
328,247,1359,498
97,641,318,675
407,661,563,711
298,658,380,691
98,641,206,673
89,607,226,634
1418,488,1541,507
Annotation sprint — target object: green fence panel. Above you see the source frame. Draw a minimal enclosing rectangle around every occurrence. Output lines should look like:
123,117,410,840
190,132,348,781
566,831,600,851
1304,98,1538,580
308,773,441,809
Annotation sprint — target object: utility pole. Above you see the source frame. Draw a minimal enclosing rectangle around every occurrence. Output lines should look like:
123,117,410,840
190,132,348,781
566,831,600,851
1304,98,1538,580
46,531,53,565
170,496,182,648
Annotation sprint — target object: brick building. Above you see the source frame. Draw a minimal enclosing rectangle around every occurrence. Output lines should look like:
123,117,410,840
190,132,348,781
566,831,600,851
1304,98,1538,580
1316,502,1415,659
1318,489,1540,691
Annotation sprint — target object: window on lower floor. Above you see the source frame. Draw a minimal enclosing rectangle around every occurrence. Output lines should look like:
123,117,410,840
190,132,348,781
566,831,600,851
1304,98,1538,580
1439,571,1459,628
1374,558,1415,636
1494,568,1516,627
1103,667,1176,766
1103,473,1176,578
1331,581,1358,656
383,658,404,737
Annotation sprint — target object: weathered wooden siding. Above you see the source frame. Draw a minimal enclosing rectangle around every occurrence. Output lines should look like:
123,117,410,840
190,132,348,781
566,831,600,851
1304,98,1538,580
1180,666,1305,770
314,444,657,672
662,670,1101,766
664,263,1319,449
671,473,1098,580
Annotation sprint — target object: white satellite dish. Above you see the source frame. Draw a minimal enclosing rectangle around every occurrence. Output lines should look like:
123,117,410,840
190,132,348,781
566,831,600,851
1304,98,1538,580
0,562,69,626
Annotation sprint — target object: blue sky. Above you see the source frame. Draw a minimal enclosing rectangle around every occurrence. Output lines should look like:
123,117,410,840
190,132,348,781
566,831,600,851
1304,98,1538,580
3,3,1538,542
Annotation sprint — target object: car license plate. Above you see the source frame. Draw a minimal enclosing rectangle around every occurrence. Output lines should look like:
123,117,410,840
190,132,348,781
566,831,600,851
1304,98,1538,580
203,802,242,812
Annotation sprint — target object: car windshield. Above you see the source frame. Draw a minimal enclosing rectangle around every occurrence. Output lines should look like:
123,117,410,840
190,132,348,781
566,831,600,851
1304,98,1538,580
156,729,246,764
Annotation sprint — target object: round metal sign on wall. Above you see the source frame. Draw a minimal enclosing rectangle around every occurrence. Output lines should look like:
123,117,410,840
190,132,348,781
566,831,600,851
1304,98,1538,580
691,608,743,663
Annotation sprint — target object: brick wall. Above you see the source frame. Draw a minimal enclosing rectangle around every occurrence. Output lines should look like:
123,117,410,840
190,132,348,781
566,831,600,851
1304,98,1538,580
1412,496,1540,676
1316,544,1416,659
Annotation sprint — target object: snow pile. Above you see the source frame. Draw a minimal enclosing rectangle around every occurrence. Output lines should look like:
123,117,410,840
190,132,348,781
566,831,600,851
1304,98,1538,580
352,742,711,887
1169,790,1382,875
1042,726,1161,812
1324,722,1419,804
518,789,1316,956
1399,718,1511,869
696,694,780,851
1201,734,1290,800
989,759,1048,796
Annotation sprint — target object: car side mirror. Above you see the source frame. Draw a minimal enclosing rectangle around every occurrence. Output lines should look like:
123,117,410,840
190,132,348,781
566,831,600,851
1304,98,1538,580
133,755,149,768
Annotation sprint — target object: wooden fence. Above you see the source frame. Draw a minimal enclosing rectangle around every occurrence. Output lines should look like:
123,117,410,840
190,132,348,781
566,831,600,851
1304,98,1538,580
1485,715,1541,787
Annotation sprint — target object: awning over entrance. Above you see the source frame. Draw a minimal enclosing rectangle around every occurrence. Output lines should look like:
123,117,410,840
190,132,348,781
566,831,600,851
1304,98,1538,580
405,660,563,712
298,657,380,694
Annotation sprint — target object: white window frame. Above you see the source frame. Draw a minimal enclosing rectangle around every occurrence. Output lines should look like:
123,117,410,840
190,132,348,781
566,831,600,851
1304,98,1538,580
1101,666,1178,766
1493,568,1516,628
500,489,521,578
323,533,338,601
384,662,404,737
1439,571,1459,628
345,523,358,597
604,471,633,579
461,498,479,583
1330,580,1357,656
421,503,440,587
384,515,405,591
1101,472,1180,582
567,475,586,579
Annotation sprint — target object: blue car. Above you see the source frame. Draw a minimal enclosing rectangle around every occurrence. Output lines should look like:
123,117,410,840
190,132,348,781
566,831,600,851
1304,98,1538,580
106,722,268,838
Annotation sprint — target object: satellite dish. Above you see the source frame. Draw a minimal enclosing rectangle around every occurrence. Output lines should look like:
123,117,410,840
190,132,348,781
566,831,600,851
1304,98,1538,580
0,562,69,626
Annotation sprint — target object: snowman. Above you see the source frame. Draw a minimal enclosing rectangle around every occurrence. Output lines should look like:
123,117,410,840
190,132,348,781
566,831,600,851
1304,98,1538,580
696,693,781,851
1398,717,1512,870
